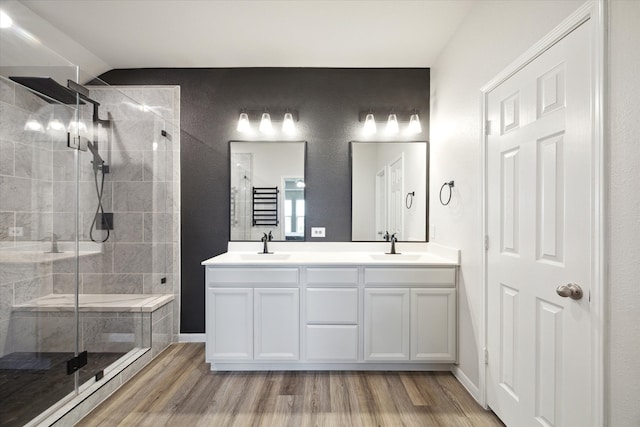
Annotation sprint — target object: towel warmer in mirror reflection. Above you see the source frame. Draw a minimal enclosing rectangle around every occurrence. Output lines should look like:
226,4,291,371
252,187,279,226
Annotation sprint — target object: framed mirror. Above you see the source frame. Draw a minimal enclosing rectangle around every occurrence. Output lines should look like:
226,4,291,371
351,141,428,241
230,141,306,241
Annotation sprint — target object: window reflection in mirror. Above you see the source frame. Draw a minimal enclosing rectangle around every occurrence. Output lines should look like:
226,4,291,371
230,141,306,241
351,141,428,241
284,179,305,241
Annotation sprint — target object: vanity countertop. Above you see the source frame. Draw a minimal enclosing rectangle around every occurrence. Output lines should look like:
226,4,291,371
202,242,459,266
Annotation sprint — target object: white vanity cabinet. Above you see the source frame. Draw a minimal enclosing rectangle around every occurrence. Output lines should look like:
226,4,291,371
203,245,459,370
205,267,299,363
304,268,359,362
254,288,299,360
206,287,253,361
364,267,457,363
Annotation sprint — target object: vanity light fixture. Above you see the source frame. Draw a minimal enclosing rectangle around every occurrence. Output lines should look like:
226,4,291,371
408,110,422,134
282,111,295,134
46,117,66,132
359,109,422,135
386,113,399,134
259,111,273,133
363,112,377,134
237,111,251,133
24,115,44,133
68,119,88,136
237,108,299,135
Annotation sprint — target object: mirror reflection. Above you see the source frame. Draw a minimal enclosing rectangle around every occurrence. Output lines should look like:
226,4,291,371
351,141,428,241
230,141,306,241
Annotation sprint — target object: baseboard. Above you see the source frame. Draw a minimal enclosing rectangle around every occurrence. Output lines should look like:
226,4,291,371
451,365,480,403
178,333,206,342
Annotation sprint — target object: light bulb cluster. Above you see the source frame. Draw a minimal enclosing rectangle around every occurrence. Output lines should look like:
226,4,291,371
237,109,297,135
362,110,422,136
24,115,88,135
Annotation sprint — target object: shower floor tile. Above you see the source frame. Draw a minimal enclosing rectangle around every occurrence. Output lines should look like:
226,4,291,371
0,351,124,427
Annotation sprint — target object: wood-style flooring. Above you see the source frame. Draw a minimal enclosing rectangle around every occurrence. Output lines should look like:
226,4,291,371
78,343,504,427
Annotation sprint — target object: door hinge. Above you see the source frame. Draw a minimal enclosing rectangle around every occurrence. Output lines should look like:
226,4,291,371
485,120,492,135
485,235,490,251
66,350,88,375
484,348,489,365
67,133,88,152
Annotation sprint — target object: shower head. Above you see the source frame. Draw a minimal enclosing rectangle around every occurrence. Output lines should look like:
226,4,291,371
9,77,85,105
9,76,111,127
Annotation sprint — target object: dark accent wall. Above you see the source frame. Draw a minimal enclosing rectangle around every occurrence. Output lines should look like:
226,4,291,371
99,68,430,333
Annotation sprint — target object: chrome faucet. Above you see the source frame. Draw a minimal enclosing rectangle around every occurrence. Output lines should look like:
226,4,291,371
383,231,391,242
386,233,400,255
260,231,273,254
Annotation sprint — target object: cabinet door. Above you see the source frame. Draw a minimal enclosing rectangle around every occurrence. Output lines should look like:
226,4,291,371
364,288,410,361
206,287,253,361
411,288,456,362
254,288,299,361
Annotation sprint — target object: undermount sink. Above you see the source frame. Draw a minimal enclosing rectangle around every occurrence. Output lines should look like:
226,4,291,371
369,254,422,261
239,253,291,261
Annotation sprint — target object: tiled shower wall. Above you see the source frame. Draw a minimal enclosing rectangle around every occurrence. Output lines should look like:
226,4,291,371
0,80,181,355
0,78,58,355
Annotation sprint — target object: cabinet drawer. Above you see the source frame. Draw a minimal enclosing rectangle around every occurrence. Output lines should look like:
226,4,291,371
305,325,358,361
306,288,358,324
306,267,358,285
207,267,299,285
364,267,455,286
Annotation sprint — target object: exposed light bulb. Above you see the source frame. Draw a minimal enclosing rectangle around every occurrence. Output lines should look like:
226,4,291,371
67,119,87,135
259,112,273,134
363,113,376,134
408,112,422,134
46,118,66,132
282,112,295,134
0,10,13,29
24,118,44,133
386,113,399,134
237,112,251,133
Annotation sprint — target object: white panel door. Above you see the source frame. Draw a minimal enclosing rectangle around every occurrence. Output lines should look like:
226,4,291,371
364,288,410,360
410,288,456,362
254,288,299,361
388,155,404,239
375,167,387,239
206,287,253,361
487,18,592,427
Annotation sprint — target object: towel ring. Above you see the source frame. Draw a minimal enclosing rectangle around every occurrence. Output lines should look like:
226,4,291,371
405,192,415,209
439,181,454,206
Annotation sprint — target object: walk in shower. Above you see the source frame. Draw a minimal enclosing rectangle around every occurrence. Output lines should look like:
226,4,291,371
0,4,180,425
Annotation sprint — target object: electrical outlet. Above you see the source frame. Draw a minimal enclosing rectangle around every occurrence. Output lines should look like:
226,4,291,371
8,227,23,237
311,227,326,238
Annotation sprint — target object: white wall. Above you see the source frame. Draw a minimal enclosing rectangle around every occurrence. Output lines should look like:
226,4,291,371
432,1,640,423
607,1,640,425
429,0,585,395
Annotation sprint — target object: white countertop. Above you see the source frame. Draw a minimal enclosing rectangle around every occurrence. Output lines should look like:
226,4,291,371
202,242,459,266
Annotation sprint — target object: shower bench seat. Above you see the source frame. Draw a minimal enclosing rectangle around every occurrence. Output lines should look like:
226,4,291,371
12,293,174,313
10,294,175,355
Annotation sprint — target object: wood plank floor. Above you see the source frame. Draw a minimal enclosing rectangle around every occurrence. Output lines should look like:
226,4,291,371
78,343,505,427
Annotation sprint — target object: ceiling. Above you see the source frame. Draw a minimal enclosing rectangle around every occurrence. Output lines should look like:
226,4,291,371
19,0,474,70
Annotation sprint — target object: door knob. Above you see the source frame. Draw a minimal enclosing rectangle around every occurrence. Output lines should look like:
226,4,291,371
556,283,583,300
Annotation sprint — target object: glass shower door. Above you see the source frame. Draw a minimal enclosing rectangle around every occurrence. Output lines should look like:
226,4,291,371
0,74,82,426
